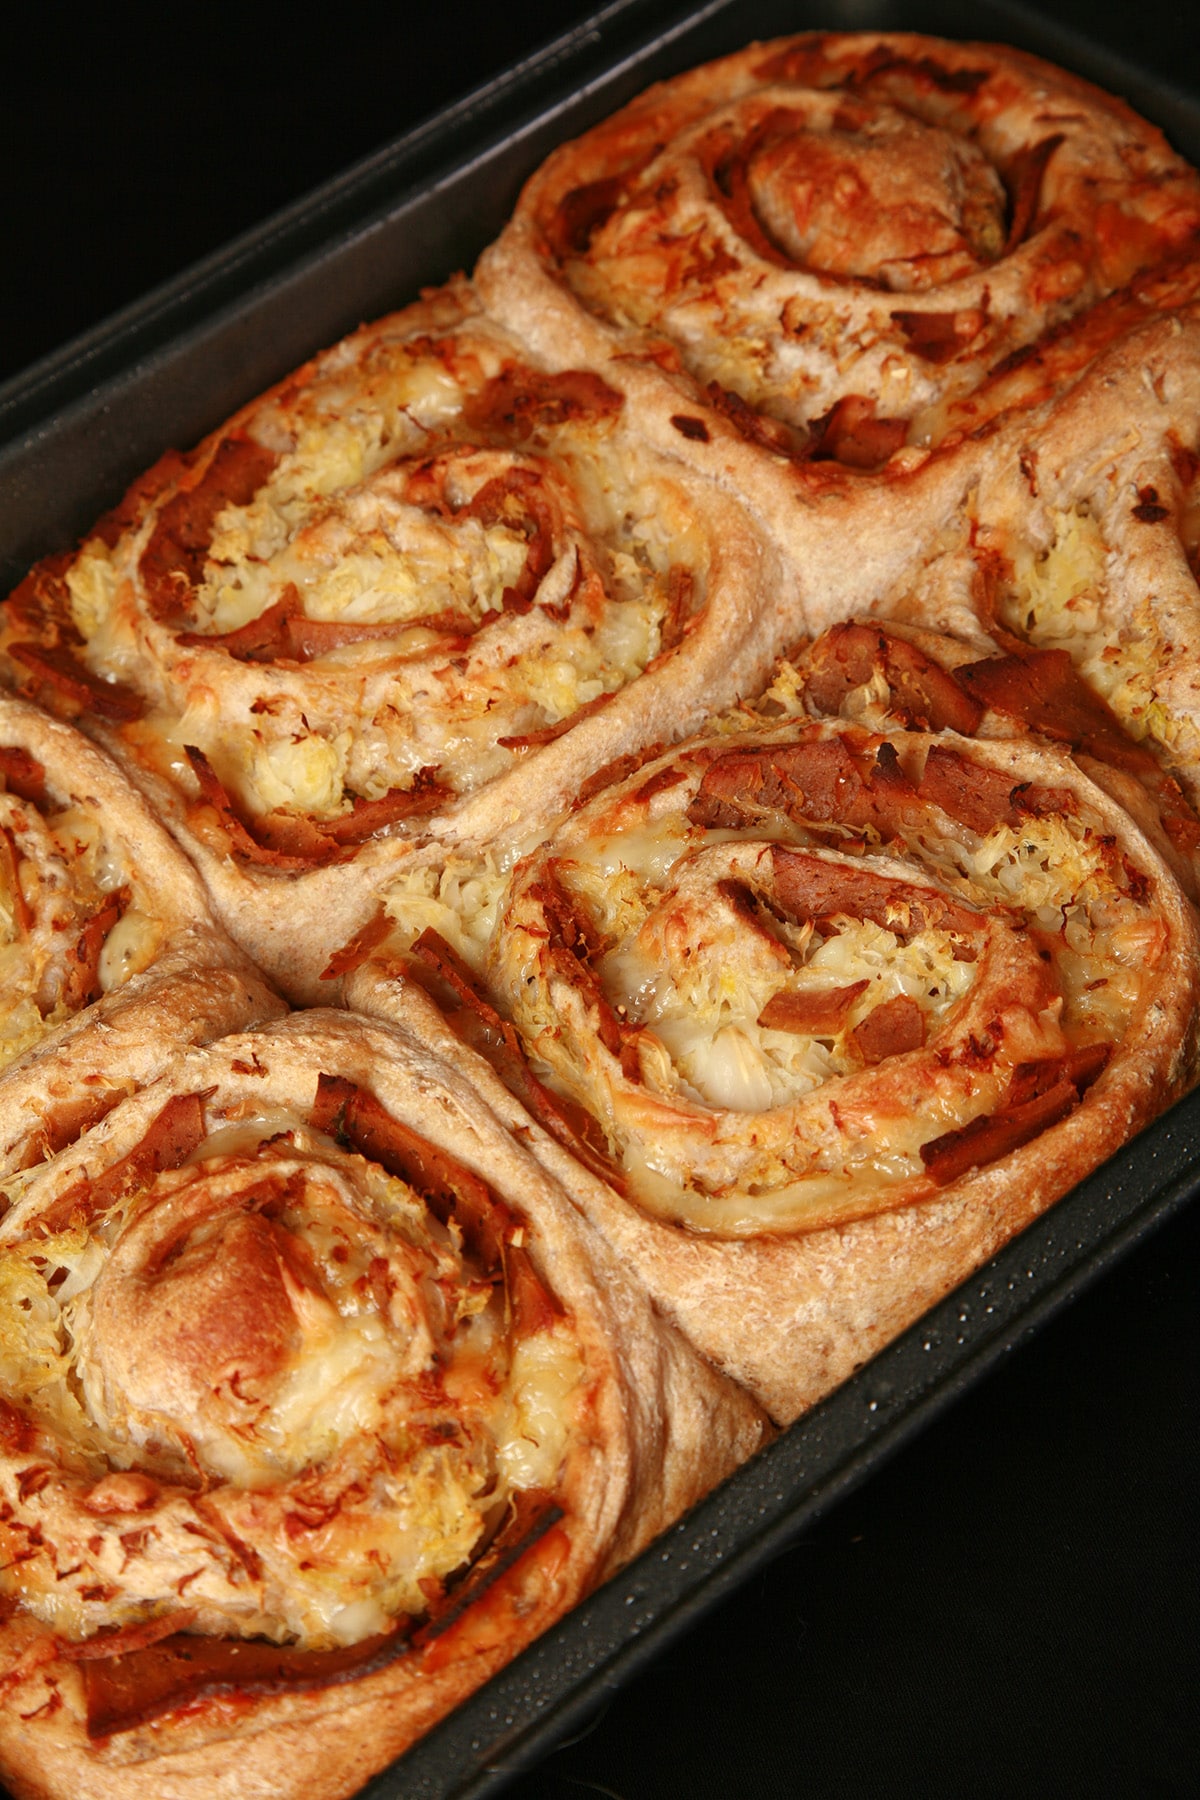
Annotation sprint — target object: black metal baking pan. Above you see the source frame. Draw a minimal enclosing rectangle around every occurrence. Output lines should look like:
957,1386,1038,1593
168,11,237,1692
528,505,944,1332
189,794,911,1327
2,4,1197,1796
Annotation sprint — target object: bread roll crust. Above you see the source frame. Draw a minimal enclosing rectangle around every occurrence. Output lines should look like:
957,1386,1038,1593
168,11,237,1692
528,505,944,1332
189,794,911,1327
0,1012,767,1799
350,719,1200,1421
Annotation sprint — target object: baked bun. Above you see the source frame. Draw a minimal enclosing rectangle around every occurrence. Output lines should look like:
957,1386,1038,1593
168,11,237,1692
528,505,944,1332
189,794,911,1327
481,32,1200,464
0,1011,767,1799
0,280,800,1003
346,715,1200,1420
0,693,283,1176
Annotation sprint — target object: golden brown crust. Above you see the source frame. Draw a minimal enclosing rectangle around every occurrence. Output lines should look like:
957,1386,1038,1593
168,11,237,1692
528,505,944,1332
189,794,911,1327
0,282,803,1004
0,1013,767,1798
349,721,1200,1422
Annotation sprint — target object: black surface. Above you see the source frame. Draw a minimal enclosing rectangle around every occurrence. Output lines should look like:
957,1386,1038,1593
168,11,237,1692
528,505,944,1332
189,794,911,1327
0,2,601,388
3,5,1199,1797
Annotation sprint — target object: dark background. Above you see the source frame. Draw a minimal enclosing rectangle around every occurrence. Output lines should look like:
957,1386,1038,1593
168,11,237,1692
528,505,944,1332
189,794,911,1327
3,0,1197,388
2,4,1199,1797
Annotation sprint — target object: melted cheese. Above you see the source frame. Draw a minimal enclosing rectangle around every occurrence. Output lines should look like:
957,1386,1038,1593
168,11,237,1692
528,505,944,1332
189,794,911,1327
0,1113,584,1652
1002,504,1200,768
97,907,167,991
0,793,158,1072
493,729,1160,1235
492,1327,583,1494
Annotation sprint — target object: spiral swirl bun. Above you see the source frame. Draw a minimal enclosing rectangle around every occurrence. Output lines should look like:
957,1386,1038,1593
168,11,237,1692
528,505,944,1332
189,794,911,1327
482,33,1200,465
23,1147,512,1648
492,718,1194,1227
0,1012,764,1783
356,715,1199,1418
1,281,794,1001
0,1030,566,1652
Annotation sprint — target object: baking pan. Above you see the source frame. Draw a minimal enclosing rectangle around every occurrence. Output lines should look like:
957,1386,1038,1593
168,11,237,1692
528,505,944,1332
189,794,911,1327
1,2,1197,1796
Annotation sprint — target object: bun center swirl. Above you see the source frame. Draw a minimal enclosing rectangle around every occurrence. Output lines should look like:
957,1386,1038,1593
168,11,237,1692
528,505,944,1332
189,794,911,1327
0,1072,580,1652
76,1150,444,1487
707,93,1006,287
486,721,1166,1235
603,832,1057,1116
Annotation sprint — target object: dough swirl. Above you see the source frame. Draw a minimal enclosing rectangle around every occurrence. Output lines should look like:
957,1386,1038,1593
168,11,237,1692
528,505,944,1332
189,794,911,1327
0,282,797,1003
348,717,1200,1419
0,1011,766,1796
483,32,1200,462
